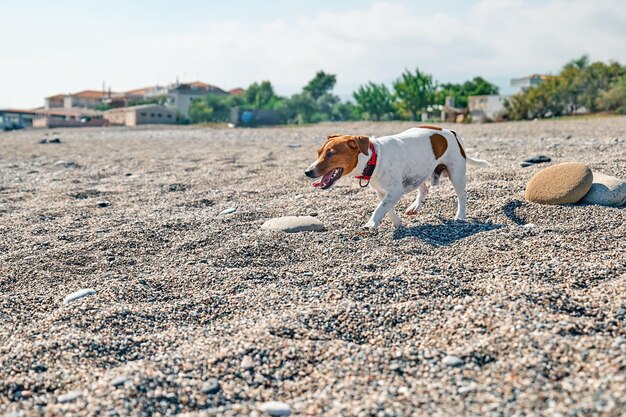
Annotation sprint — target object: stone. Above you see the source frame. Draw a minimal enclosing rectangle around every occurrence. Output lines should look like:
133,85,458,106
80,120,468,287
219,207,236,215
442,355,464,367
54,160,77,168
49,138,61,144
524,162,593,205
63,288,96,304
579,172,626,207
261,216,325,233
111,376,127,387
259,401,291,416
287,143,301,148
241,355,254,370
520,155,551,167
57,390,82,403
96,200,110,208
201,378,221,394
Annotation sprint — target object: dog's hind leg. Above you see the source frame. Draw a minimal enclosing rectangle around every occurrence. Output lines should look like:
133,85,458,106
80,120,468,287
405,183,428,216
446,164,467,220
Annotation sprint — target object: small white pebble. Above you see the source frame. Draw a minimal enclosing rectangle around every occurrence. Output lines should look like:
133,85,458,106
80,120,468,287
57,390,82,403
259,401,291,416
63,289,96,304
442,355,464,367
111,376,127,387
220,207,236,215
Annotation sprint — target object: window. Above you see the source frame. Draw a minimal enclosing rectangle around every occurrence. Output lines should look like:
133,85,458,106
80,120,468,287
167,114,172,118
150,113,155,117
140,112,147,116
158,113,162,117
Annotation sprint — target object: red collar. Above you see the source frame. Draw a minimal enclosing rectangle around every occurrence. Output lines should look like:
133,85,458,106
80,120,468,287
354,142,377,187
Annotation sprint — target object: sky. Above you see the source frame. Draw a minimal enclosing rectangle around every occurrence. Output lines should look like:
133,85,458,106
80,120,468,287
1,0,625,108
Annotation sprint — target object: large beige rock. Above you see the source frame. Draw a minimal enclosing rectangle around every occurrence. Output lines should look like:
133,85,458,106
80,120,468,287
261,216,325,233
524,162,593,205
580,173,626,207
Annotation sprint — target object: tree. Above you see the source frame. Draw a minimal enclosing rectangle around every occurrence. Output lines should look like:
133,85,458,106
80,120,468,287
353,82,396,121
303,71,337,100
393,68,435,121
188,94,240,123
434,77,499,108
245,81,277,109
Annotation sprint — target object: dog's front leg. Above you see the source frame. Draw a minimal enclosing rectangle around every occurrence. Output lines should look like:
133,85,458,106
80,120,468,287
374,190,403,227
363,189,403,230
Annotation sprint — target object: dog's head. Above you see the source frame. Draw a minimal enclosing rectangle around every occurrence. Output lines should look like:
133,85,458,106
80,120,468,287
304,134,370,189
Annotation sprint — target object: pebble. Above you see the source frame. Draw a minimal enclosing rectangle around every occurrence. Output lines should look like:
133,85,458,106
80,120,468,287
524,162,593,205
63,288,96,304
57,390,82,403
96,200,110,207
111,376,127,387
458,385,475,395
241,355,254,370
259,401,291,416
287,143,301,148
261,216,325,233
520,155,551,167
579,172,626,207
54,160,77,168
442,355,465,367
220,207,237,215
201,378,221,394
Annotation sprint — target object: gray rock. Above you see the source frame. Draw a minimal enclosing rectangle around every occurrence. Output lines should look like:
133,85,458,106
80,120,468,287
261,216,325,233
259,401,291,416
57,390,82,403
63,288,96,304
520,155,551,167
442,355,464,367
54,160,77,168
580,173,626,207
219,207,237,215
201,378,221,394
96,200,110,208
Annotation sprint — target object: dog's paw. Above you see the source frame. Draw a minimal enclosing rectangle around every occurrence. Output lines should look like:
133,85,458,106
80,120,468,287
361,221,379,231
405,203,422,216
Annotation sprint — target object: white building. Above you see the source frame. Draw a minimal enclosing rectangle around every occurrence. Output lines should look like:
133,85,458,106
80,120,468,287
165,82,228,119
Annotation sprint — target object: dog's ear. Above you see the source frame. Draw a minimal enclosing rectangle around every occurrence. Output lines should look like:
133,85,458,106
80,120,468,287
327,134,342,139
349,136,370,155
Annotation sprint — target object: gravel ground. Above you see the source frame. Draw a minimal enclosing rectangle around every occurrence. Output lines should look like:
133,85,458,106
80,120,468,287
1,117,625,417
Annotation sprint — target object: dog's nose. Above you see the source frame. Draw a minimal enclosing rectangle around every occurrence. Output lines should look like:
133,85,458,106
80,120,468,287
304,169,316,178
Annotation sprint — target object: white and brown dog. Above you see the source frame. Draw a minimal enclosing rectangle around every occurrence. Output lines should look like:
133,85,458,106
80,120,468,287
304,125,491,229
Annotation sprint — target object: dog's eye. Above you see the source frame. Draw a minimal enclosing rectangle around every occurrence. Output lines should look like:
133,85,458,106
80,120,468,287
326,149,334,158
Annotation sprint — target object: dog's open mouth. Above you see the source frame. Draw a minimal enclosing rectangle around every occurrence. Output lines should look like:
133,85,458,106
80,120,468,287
312,168,343,189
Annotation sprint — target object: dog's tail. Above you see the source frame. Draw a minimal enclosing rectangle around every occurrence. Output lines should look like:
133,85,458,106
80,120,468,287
467,155,492,167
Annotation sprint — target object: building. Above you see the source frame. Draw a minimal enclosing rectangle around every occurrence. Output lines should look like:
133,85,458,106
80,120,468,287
468,95,508,122
44,94,65,109
104,104,176,126
0,109,36,130
124,85,168,101
166,81,228,119
510,74,551,91
32,108,104,128
228,87,246,96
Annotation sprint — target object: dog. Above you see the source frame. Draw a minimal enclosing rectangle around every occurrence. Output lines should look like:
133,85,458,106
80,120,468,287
304,125,491,229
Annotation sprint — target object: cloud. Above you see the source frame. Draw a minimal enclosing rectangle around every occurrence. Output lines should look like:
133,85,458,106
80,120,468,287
1,0,625,107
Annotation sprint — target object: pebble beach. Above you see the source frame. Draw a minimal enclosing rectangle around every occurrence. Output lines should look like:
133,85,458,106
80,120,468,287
1,117,625,416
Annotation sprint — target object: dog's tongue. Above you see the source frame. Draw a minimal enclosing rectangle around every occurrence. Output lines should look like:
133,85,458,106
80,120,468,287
312,181,322,188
